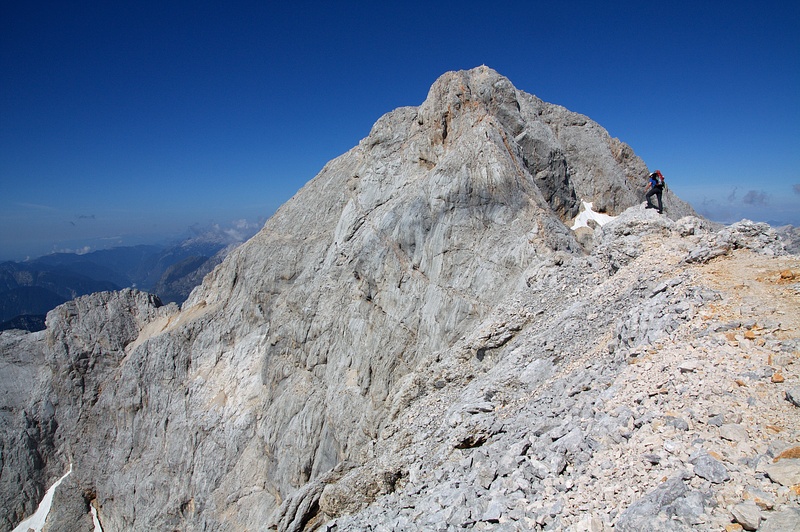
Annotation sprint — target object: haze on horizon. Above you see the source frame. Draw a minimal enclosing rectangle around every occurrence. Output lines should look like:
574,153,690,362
2,1,798,262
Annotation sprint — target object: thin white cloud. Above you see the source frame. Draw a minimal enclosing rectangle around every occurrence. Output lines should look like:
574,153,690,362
53,245,93,255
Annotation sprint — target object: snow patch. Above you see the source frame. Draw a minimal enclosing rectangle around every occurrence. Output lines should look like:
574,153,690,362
571,201,616,230
91,504,104,531
12,464,73,532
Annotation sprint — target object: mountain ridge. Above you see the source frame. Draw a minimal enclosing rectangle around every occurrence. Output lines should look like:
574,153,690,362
2,66,797,531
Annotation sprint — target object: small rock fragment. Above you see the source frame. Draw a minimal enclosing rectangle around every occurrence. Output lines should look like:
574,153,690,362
774,446,800,461
719,423,749,443
758,506,800,532
731,501,761,531
763,458,800,486
481,498,503,522
743,487,775,510
690,451,730,483
786,387,800,407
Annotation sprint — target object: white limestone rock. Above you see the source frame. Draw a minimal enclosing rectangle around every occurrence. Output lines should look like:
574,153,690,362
7,66,799,532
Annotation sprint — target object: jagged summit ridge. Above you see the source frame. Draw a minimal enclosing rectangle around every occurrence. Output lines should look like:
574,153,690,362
0,67,740,532
191,66,692,311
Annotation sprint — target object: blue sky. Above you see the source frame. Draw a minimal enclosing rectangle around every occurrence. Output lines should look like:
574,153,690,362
2,1,798,261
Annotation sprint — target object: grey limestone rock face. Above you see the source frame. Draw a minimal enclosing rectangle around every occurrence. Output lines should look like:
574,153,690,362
0,66,715,531
41,474,96,532
0,289,171,531
0,329,51,531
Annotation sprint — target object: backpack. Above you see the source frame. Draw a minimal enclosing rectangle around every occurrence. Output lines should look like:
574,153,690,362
652,170,665,188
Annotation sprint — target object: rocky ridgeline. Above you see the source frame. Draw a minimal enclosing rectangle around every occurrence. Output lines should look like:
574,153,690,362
321,214,800,531
1,67,797,531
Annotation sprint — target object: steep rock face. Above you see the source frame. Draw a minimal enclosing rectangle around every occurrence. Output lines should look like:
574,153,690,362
0,329,51,530
3,67,702,530
0,289,170,531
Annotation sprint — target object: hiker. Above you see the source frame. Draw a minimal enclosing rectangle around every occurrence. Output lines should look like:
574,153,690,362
645,170,665,214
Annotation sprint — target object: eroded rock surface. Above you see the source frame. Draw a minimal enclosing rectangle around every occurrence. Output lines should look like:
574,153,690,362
3,67,797,531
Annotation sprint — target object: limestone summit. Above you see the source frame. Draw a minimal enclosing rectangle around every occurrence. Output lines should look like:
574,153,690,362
2,67,798,531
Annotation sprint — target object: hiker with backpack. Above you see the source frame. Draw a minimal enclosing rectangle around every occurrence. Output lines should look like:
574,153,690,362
645,170,665,214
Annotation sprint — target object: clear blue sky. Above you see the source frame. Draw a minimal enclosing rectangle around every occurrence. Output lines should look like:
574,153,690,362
2,1,798,261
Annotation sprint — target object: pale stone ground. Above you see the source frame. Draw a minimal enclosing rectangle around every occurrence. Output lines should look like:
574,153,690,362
324,222,800,532
565,250,800,530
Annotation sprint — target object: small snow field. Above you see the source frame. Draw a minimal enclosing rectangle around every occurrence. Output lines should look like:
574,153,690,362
571,200,617,230
12,465,72,532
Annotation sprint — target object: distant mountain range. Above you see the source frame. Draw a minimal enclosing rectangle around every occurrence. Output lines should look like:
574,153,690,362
0,224,259,332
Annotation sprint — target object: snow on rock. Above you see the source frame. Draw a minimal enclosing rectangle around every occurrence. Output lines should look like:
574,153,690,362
571,200,616,230
12,464,72,532
91,505,103,532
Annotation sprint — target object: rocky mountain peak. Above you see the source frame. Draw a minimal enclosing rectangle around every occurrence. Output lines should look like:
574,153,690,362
3,68,796,532
417,66,524,140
